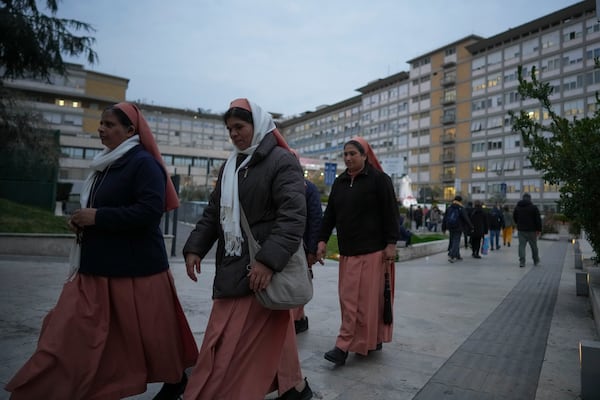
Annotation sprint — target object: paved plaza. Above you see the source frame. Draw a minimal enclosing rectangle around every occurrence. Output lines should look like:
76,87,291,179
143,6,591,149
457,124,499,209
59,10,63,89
0,234,597,399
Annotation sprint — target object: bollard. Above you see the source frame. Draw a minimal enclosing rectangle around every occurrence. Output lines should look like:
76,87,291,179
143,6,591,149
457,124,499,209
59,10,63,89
580,340,600,399
576,272,589,296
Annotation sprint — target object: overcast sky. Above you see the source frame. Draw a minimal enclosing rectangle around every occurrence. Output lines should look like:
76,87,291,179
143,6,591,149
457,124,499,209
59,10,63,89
59,0,575,116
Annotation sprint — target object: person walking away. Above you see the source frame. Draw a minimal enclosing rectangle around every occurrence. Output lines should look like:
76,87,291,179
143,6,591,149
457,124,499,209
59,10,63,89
513,193,542,268
488,205,504,250
414,206,423,231
502,205,515,247
317,137,400,366
463,201,474,249
442,195,473,263
291,177,323,334
5,103,198,400
182,99,312,399
469,200,488,259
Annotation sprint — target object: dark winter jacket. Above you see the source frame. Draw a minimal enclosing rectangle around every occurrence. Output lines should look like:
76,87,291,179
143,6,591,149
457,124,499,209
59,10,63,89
303,179,323,255
470,206,489,238
318,163,400,256
442,201,473,233
79,145,169,277
513,198,542,232
488,207,505,230
183,133,306,299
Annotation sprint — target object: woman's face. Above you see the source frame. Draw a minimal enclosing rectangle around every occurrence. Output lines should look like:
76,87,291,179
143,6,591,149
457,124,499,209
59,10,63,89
226,117,254,150
98,110,134,150
343,143,366,174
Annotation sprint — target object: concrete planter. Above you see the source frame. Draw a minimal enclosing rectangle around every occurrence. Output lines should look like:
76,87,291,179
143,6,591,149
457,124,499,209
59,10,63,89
396,239,449,261
0,233,175,257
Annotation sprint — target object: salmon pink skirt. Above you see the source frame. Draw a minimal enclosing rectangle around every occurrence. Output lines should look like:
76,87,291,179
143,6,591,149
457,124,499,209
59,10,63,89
184,295,292,400
5,270,198,400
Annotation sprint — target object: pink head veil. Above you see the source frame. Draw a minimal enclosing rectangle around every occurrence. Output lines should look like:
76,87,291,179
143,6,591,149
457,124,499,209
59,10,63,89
349,136,383,172
114,102,180,211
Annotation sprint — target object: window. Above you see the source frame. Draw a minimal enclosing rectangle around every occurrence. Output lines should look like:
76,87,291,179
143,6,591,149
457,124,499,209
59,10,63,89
488,159,503,172
472,77,486,91
487,116,503,128
563,23,583,42
523,179,541,193
504,135,521,150
504,159,520,171
471,141,486,153
504,44,520,60
487,51,501,66
585,46,600,60
488,140,503,151
586,70,600,85
487,73,502,88
564,99,584,117
522,38,539,56
541,56,561,72
470,119,486,132
562,49,584,66
541,31,560,49
586,18,600,35
562,74,584,91
472,162,486,173
472,56,486,71
444,47,456,56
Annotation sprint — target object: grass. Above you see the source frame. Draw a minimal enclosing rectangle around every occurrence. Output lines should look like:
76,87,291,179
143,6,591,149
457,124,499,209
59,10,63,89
0,198,70,233
324,232,446,260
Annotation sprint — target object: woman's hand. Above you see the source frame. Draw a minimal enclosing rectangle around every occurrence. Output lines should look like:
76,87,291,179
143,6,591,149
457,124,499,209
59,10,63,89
247,261,273,292
383,243,396,263
316,241,327,263
71,208,97,227
185,253,202,282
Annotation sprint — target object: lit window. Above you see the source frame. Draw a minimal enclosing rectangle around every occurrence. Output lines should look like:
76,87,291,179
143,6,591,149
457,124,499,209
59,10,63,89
72,101,80,108
56,99,65,106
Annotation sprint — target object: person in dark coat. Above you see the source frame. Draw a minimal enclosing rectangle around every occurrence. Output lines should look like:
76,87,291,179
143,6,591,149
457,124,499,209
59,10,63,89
487,205,505,250
182,99,312,399
469,200,488,259
513,193,542,268
442,195,473,262
463,201,474,249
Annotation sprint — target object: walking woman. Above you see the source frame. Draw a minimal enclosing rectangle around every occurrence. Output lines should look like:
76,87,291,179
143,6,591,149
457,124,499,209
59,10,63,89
317,137,400,365
182,99,312,399
5,103,198,400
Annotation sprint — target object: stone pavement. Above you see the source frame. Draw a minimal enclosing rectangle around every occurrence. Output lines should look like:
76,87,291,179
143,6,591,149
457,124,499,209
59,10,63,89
0,235,597,400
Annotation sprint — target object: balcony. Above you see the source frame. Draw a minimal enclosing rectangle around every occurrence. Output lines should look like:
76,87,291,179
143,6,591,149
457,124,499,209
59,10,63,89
440,114,456,125
440,133,455,143
440,172,455,182
440,152,455,163
441,75,456,86
441,94,456,105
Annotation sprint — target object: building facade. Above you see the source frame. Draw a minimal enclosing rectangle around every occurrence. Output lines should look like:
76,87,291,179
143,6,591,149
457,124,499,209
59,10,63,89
280,0,597,211
4,64,229,199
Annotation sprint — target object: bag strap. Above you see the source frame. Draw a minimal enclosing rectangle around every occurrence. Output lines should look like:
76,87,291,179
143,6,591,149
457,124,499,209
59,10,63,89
239,206,259,259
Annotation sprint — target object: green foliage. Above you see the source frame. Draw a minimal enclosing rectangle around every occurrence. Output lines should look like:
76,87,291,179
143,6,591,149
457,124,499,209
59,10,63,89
0,198,70,233
0,0,98,81
509,65,600,259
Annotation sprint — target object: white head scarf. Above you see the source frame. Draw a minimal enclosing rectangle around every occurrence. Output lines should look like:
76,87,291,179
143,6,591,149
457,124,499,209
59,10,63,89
220,99,276,256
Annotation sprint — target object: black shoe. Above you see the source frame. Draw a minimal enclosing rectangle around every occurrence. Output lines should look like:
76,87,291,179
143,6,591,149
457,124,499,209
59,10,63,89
519,264,525,268
456,256,463,261
324,346,348,366
276,377,313,400
153,373,187,400
473,254,481,259
294,317,309,334
368,342,383,354
508,243,511,247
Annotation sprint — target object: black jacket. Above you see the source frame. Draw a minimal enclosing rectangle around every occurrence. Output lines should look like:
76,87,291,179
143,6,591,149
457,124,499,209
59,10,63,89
79,145,169,277
513,198,542,232
470,206,489,237
318,163,400,256
183,134,306,299
442,201,473,233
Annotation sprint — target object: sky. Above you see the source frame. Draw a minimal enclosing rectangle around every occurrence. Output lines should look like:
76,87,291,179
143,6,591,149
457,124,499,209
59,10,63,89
58,0,576,117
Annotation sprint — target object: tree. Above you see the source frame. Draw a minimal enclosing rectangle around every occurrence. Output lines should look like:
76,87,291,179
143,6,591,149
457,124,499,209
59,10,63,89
1,0,98,80
510,65,600,260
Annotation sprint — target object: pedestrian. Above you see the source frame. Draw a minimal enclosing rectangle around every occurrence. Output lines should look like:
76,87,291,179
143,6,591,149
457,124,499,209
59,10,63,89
513,193,542,268
292,174,323,333
442,195,473,263
398,214,413,247
488,204,504,250
463,201,474,249
414,205,424,231
317,137,400,366
182,98,312,399
428,206,442,232
469,200,488,259
5,102,198,400
502,205,515,247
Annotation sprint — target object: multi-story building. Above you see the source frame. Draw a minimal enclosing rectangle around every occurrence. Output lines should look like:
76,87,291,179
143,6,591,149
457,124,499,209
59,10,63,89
281,0,597,211
4,63,229,199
